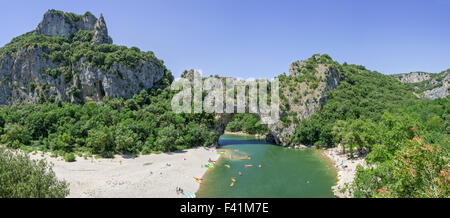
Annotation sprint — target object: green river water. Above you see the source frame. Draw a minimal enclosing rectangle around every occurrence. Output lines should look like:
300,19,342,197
196,134,337,198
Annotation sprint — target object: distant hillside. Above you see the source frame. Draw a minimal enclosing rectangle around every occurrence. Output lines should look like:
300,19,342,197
391,69,449,99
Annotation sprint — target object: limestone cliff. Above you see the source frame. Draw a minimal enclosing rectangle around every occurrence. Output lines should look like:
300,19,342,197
392,70,449,100
0,10,170,105
266,55,341,146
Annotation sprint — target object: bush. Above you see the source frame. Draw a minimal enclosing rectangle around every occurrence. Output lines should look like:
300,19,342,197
86,126,114,156
1,124,31,149
0,147,69,198
63,153,76,162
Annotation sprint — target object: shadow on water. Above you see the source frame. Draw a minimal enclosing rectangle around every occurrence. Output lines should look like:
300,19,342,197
218,135,271,146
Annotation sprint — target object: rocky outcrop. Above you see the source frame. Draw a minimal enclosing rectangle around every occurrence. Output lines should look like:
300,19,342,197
36,9,112,45
392,70,449,100
266,58,341,146
423,74,449,100
92,14,113,45
393,72,431,83
0,10,166,105
36,10,97,37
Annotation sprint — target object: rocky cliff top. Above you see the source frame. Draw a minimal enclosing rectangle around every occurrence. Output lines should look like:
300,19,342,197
391,69,449,100
392,72,431,83
36,9,112,44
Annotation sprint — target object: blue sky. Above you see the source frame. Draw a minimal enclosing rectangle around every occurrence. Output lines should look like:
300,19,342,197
1,0,449,79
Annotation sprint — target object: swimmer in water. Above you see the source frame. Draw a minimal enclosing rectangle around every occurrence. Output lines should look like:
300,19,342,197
238,171,242,176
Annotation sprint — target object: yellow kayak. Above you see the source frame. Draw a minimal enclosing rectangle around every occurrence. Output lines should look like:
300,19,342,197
193,177,203,180
230,182,234,187
225,164,230,168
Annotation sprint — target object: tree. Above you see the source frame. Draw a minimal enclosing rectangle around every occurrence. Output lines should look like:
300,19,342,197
0,147,69,198
114,125,138,153
331,120,348,154
86,126,114,156
1,124,31,149
352,134,449,198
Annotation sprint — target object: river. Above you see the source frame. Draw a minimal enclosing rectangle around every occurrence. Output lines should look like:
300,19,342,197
196,134,337,198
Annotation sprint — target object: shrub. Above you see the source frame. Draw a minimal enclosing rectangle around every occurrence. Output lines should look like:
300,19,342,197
63,153,76,162
0,147,69,198
1,124,32,148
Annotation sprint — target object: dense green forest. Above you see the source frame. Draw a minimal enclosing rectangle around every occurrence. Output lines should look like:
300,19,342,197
0,88,218,159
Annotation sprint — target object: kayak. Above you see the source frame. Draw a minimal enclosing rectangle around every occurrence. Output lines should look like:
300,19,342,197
231,177,236,182
193,177,203,180
245,165,253,167
239,157,251,160
195,180,203,184
230,182,234,187
225,164,230,168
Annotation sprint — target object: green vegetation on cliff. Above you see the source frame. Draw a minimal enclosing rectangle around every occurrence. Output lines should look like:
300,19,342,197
292,61,418,146
0,29,168,74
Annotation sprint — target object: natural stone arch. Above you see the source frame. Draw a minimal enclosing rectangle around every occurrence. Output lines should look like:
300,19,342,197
212,112,281,145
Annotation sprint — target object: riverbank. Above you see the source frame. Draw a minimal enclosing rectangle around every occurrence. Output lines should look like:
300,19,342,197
323,146,366,198
224,131,266,139
29,146,220,198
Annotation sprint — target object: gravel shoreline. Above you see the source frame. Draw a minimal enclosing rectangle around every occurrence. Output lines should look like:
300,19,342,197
323,146,366,198
29,146,221,198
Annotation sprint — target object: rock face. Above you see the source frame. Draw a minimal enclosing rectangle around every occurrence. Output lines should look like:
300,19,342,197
392,70,449,100
265,58,341,146
0,10,166,105
393,72,431,83
92,14,113,45
423,74,449,100
36,10,97,37
36,9,112,45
